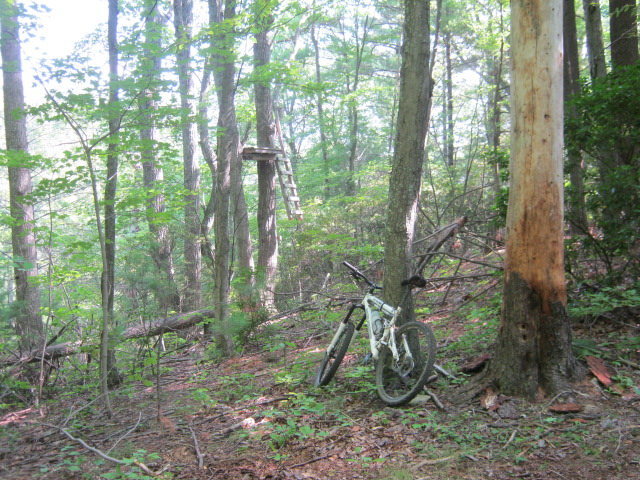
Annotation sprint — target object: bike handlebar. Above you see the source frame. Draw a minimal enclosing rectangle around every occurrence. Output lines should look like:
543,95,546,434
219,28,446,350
343,261,427,290
342,261,379,289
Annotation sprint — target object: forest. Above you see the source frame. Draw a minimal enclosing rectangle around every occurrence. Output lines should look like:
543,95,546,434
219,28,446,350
1,0,639,478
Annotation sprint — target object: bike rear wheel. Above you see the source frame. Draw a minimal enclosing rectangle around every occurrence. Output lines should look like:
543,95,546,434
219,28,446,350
375,321,436,406
314,321,355,386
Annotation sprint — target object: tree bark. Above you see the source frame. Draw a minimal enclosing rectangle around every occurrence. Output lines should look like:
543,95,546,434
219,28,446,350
198,58,217,269
174,0,202,312
609,0,639,69
344,15,371,195
382,0,432,322
103,0,121,390
140,0,181,312
564,0,589,233
489,0,581,399
582,0,607,80
253,3,279,310
123,309,216,339
1,0,44,354
443,28,454,167
310,23,330,200
209,0,238,355
231,162,254,288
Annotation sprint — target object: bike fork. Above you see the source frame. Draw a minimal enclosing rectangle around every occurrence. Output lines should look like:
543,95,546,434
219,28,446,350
325,304,361,353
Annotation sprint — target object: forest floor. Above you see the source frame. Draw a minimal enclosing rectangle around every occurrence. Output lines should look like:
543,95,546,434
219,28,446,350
1,267,639,480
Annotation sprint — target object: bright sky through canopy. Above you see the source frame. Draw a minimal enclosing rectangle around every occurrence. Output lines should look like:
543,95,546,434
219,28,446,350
29,0,103,55
23,0,103,95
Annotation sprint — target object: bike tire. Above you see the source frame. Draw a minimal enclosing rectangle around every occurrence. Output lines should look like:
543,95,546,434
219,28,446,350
375,321,436,406
314,321,355,386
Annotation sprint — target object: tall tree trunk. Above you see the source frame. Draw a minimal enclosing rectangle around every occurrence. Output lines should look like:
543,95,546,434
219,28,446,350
1,0,44,354
582,0,607,80
140,0,181,312
103,0,121,390
489,0,581,399
209,0,238,355
344,16,371,196
226,4,254,305
174,0,201,312
253,2,279,311
443,29,454,167
609,0,639,69
564,0,589,233
603,0,639,246
231,162,254,288
198,58,216,271
310,23,330,200
383,0,432,322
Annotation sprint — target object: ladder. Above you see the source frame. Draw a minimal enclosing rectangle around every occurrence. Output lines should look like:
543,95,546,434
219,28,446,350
241,146,303,221
275,153,303,220
273,108,302,220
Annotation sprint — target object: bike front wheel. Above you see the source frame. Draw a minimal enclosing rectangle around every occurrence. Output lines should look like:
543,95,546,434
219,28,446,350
375,321,436,406
314,321,355,386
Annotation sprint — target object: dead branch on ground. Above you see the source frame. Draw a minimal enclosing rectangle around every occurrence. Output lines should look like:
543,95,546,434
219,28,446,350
187,423,204,469
41,422,166,476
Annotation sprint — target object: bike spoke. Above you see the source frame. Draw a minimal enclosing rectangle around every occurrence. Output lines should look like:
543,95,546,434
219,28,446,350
375,322,436,406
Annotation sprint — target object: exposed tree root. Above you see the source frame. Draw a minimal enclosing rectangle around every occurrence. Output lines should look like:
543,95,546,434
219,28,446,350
447,367,495,406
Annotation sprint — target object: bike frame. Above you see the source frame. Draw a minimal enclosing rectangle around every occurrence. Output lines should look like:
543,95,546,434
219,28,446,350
324,290,411,365
317,260,435,405
322,260,418,368
362,292,398,360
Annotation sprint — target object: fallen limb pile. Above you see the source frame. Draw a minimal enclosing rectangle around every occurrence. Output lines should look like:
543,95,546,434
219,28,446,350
0,309,216,368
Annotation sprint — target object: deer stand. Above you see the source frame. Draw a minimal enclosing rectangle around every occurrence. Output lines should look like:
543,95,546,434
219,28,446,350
242,147,302,221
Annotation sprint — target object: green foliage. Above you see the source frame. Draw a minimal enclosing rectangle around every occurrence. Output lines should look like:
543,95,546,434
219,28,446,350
278,179,388,300
57,448,86,475
2,3,635,455
611,374,639,395
568,286,640,318
572,337,602,359
0,374,33,408
268,416,316,450
342,364,377,394
566,63,640,272
378,468,414,480
37,445,157,480
100,450,162,480
480,147,510,229
189,387,217,410
214,373,265,402
443,289,501,359
263,393,341,451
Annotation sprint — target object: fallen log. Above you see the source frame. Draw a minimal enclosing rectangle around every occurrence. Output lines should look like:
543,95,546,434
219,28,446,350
1,309,216,368
123,308,216,339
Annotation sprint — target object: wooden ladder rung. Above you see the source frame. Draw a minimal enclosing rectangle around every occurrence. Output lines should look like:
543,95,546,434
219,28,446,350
273,152,303,220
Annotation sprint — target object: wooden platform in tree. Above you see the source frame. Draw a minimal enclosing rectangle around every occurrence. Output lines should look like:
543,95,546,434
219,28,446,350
242,146,303,220
242,146,283,161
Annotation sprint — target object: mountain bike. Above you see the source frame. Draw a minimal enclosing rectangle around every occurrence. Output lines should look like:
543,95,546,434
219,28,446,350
314,261,436,406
